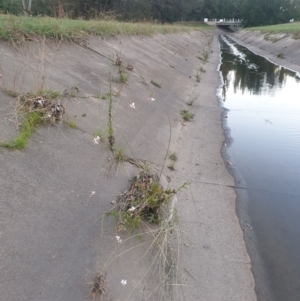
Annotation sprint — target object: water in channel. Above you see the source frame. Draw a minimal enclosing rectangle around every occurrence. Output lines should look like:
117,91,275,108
219,35,300,301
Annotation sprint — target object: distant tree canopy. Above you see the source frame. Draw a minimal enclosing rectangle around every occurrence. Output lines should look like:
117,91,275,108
0,0,300,26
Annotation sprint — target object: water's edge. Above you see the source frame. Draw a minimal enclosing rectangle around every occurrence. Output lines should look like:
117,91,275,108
216,34,275,301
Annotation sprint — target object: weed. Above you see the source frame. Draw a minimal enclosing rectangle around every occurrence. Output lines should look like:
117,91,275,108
200,66,206,73
101,92,110,100
65,120,77,129
203,51,209,62
187,96,197,106
277,53,284,59
151,80,162,88
119,67,128,83
114,148,125,163
95,129,105,142
107,171,176,231
167,162,175,171
4,90,19,97
181,109,194,122
1,111,43,150
195,72,201,83
107,78,115,151
169,152,177,162
1,90,65,150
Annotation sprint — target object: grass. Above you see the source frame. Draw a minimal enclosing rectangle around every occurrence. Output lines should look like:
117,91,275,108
64,120,77,129
1,89,65,150
151,80,162,88
195,72,201,83
246,22,300,39
181,109,194,122
0,14,208,41
1,111,43,150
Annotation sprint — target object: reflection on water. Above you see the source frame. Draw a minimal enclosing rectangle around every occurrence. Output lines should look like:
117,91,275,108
219,36,300,301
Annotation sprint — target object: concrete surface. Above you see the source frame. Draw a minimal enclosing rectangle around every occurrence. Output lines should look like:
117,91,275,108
0,30,256,301
231,30,300,73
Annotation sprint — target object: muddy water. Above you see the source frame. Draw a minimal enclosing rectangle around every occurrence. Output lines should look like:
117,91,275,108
219,35,300,301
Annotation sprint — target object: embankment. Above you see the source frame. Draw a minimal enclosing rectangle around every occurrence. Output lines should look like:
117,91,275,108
0,30,256,301
231,30,300,73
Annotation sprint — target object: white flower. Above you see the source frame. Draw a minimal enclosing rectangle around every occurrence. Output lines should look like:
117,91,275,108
121,279,127,286
149,97,155,101
130,102,135,109
128,206,136,212
89,191,96,197
93,136,101,145
116,236,122,244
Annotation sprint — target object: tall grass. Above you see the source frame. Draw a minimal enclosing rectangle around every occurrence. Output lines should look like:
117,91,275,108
246,22,300,39
0,14,208,41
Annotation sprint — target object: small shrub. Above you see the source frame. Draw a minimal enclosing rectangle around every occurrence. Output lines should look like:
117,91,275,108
107,171,176,231
181,109,194,122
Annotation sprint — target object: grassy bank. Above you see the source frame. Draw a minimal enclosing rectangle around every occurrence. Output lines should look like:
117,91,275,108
0,14,209,41
246,22,300,39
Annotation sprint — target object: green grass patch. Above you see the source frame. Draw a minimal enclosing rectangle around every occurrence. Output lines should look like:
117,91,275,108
246,22,300,39
0,14,207,41
181,109,194,122
1,111,43,150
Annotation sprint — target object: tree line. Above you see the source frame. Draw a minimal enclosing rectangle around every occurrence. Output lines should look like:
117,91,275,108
0,0,300,26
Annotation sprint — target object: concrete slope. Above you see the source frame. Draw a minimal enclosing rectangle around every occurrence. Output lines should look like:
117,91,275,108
231,30,300,73
0,31,256,301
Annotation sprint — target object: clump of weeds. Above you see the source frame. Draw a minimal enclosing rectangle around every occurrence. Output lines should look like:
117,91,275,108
1,90,65,150
151,80,162,88
277,53,284,59
181,109,194,122
107,170,177,231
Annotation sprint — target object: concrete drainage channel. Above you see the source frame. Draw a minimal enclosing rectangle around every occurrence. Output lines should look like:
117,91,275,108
0,30,257,301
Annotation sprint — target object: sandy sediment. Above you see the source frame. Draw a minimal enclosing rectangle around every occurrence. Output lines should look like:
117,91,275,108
0,30,256,301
